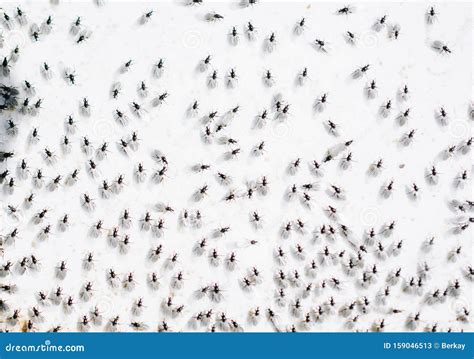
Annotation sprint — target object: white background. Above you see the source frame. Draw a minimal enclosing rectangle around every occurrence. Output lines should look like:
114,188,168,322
0,0,472,332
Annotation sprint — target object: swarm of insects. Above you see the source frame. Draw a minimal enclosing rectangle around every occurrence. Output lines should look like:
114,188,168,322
0,2,470,334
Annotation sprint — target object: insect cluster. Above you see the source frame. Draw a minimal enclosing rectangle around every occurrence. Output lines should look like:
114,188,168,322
0,1,472,333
